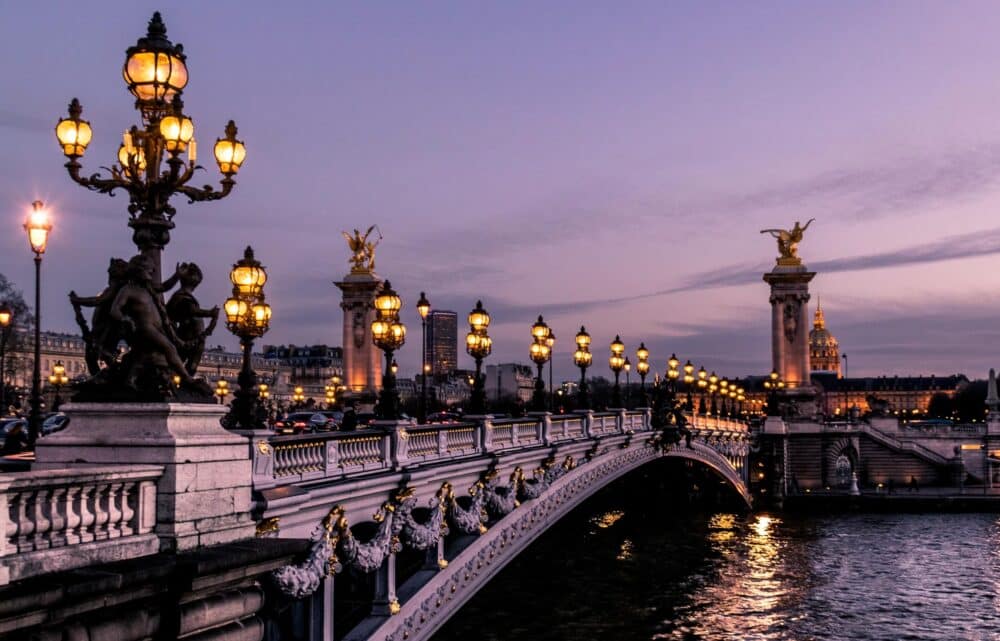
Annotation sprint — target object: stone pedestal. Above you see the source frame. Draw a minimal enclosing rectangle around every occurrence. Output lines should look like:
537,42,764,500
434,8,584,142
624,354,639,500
335,271,384,400
35,403,255,552
763,263,817,408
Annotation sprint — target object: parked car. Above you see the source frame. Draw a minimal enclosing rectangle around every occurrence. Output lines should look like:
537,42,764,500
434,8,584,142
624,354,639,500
273,412,333,434
426,411,462,424
314,411,344,431
0,419,29,454
41,413,70,436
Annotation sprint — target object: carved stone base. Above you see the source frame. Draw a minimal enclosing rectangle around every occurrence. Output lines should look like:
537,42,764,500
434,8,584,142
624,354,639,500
34,403,255,552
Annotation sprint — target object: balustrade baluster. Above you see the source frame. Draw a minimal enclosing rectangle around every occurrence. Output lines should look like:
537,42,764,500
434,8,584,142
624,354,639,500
106,483,123,538
92,484,111,540
6,492,22,554
31,488,53,550
63,486,81,545
120,482,137,536
46,487,67,548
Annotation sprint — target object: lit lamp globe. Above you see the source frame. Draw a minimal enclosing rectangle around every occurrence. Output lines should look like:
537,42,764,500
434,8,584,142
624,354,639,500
24,201,52,256
610,335,625,358
231,247,267,298
575,326,591,350
468,300,490,332
636,343,649,363
417,292,431,320
122,12,189,106
213,121,246,175
374,281,403,320
223,297,249,330
55,99,93,158
0,303,11,328
159,109,195,153
531,315,551,342
636,358,650,376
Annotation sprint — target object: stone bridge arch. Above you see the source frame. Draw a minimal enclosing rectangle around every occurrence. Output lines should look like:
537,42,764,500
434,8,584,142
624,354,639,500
340,439,749,641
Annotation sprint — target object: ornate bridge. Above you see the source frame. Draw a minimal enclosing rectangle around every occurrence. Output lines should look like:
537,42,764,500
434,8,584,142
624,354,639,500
251,409,750,641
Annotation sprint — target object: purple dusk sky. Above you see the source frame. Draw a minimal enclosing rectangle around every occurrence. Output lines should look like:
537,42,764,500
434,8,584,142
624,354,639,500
4,1,1000,381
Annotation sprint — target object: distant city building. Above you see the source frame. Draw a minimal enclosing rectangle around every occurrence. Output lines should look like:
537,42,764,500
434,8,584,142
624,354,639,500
484,363,534,403
425,311,458,376
809,300,841,377
261,344,343,399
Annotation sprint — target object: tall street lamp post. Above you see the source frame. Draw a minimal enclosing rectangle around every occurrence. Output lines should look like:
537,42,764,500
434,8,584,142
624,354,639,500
214,378,228,405
636,342,650,406
48,361,69,411
416,292,430,423
624,357,631,408
371,281,406,420
764,369,785,416
573,327,593,410
697,366,708,414
708,372,719,415
529,316,551,412
24,201,52,446
546,331,556,411
223,247,271,429
682,360,695,411
465,301,492,414
54,12,246,289
609,335,625,408
0,303,12,415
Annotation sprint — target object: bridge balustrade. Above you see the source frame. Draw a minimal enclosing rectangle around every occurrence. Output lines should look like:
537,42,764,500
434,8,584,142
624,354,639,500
0,465,162,585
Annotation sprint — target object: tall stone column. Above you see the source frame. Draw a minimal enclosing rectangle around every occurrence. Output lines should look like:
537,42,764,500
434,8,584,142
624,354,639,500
335,271,383,403
763,262,817,413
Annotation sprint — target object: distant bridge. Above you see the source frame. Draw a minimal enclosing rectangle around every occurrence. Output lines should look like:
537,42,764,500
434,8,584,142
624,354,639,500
250,409,750,641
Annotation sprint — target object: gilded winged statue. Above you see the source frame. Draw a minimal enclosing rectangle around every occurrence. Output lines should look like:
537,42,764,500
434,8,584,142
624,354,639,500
342,225,382,273
760,219,814,263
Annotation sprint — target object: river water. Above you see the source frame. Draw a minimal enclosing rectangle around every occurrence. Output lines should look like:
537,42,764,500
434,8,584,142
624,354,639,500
431,468,1000,641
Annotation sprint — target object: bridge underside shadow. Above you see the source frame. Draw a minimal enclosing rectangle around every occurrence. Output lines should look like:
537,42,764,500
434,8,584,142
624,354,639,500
344,439,748,641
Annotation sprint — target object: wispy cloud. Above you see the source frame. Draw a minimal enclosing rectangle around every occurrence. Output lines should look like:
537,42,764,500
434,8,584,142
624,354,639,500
690,143,1000,222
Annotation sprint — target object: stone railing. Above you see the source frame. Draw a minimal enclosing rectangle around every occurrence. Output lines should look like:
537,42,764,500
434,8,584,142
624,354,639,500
0,465,162,585
250,409,753,491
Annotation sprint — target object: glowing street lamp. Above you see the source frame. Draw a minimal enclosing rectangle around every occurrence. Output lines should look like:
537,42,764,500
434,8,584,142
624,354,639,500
223,247,271,429
0,302,13,416
55,12,247,287
416,291,431,423
466,300,492,414
47,360,69,411
574,326,593,410
609,335,626,408
636,342,650,406
371,281,406,420
25,200,52,445
214,379,229,405
529,316,551,411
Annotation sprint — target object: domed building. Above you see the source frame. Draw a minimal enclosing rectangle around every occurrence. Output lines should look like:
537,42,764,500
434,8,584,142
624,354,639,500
809,299,841,377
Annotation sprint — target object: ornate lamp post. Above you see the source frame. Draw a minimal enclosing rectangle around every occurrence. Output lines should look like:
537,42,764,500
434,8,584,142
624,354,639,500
529,316,551,411
682,360,695,410
546,331,556,411
24,200,52,446
764,369,785,416
223,247,271,429
465,301,492,414
371,281,406,420
0,303,12,415
624,357,632,408
608,335,626,408
48,361,69,411
292,386,306,409
708,371,719,415
636,342,650,406
416,292,431,423
573,326,593,410
719,378,730,417
214,379,228,405
54,12,245,288
696,366,708,414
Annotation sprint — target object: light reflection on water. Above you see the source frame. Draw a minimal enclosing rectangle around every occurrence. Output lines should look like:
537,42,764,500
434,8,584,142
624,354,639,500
433,508,1000,641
